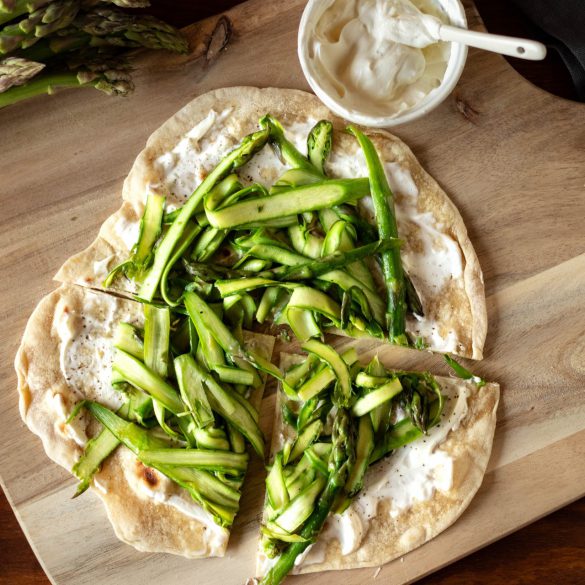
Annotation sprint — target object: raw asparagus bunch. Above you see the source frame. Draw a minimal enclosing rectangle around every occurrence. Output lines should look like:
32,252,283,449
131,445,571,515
0,0,186,107
0,1,53,27
0,0,147,27
0,0,79,53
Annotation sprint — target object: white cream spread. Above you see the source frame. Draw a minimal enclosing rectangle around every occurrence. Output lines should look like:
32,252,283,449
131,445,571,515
296,378,470,567
55,292,127,410
306,0,451,119
114,214,140,250
154,108,236,202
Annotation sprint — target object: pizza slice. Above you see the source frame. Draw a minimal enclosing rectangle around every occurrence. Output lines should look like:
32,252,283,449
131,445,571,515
256,349,498,583
15,283,274,558
54,87,486,360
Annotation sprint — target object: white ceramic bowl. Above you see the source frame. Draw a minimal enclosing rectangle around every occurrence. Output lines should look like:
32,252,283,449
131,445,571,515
298,0,468,127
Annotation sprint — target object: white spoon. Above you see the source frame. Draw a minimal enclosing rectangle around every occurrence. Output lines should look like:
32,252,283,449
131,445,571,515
380,1,547,61
421,15,547,61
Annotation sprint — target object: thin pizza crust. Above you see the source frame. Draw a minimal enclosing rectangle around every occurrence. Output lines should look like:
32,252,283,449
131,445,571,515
54,87,487,359
257,352,499,575
15,283,275,558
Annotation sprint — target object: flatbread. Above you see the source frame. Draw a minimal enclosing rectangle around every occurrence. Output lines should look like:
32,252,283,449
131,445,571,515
54,87,487,359
256,352,499,575
15,283,275,558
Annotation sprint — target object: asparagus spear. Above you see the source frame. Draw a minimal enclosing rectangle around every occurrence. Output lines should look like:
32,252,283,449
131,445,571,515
112,348,184,414
444,354,486,387
369,403,439,464
268,239,400,281
259,409,353,585
347,126,408,346
139,449,248,474
338,414,374,512
71,422,120,496
306,120,333,175
29,7,189,57
174,353,214,429
0,53,133,107
0,55,43,90
259,114,314,171
302,340,352,408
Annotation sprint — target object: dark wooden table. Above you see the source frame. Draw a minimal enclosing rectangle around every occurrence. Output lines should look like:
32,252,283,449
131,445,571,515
1,2,584,584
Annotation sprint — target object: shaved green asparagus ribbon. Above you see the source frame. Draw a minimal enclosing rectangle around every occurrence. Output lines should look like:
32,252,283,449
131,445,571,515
301,339,352,408
139,128,270,301
444,354,486,387
347,126,408,346
307,120,333,175
268,239,400,281
206,179,370,229
85,402,240,526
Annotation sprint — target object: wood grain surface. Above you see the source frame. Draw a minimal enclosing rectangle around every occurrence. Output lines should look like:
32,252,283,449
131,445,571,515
1,0,584,584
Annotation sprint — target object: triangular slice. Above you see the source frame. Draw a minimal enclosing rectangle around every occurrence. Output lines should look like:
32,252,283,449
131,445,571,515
256,351,498,579
15,284,274,558
55,87,486,359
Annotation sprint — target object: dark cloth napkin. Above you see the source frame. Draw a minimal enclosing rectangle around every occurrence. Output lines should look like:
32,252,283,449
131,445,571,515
512,0,585,100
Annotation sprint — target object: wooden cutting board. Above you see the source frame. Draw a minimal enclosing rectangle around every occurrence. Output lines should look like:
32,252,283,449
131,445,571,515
1,0,584,584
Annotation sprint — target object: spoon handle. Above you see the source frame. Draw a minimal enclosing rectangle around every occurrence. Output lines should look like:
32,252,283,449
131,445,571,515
437,24,547,61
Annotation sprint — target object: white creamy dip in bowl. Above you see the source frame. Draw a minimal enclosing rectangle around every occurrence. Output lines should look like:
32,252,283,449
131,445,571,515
298,0,467,127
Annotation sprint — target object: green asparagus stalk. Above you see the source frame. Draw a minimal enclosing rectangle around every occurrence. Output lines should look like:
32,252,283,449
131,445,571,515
301,340,353,408
268,239,400,281
113,322,144,359
306,120,332,175
79,8,187,51
139,128,270,301
347,126,408,346
174,353,214,429
259,409,353,585
259,114,314,171
112,348,184,414
71,424,120,496
33,8,183,59
139,449,248,474
206,178,370,230
270,167,323,194
333,414,374,514
444,354,486,387
0,54,133,107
